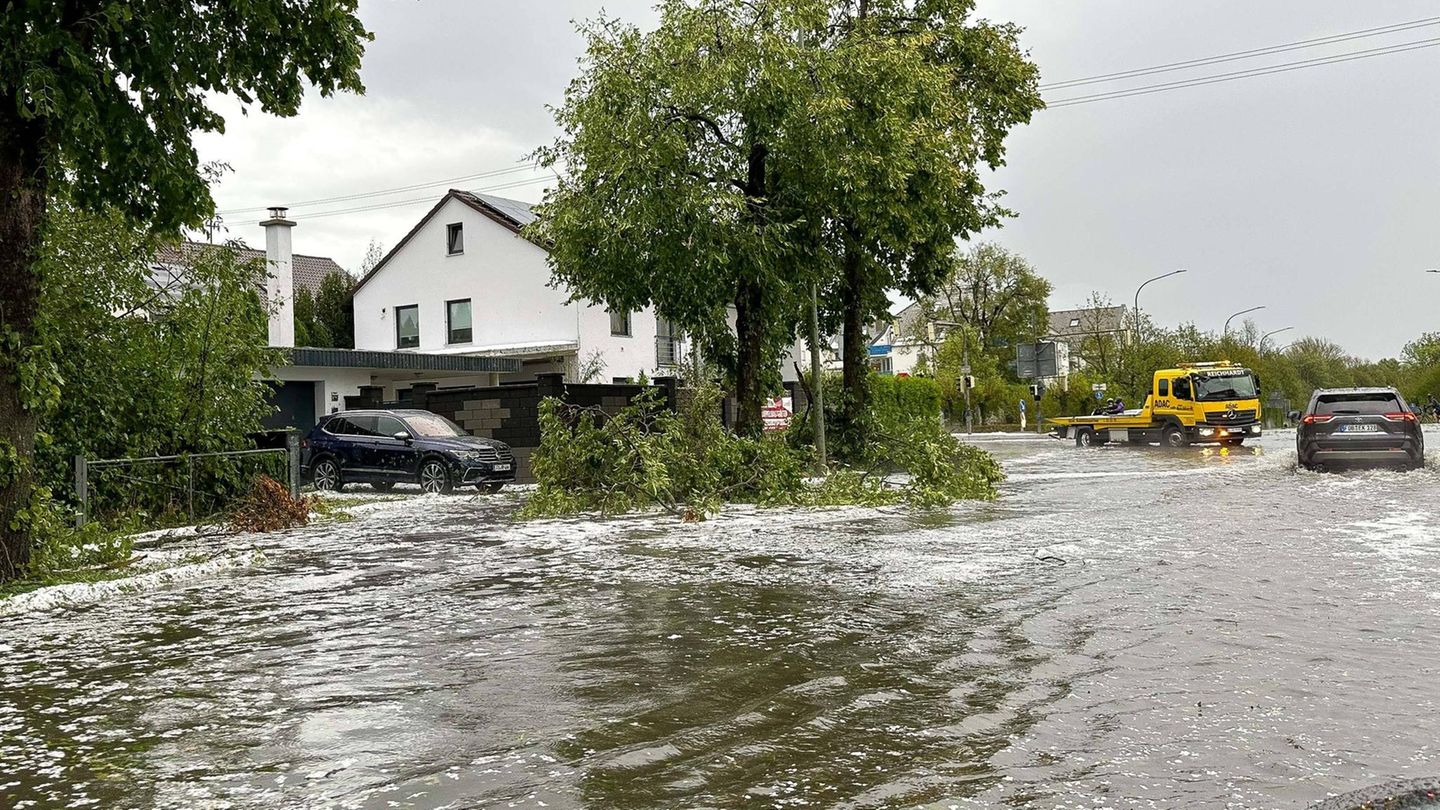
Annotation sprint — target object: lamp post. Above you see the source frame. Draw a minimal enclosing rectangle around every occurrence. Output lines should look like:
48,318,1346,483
933,319,972,433
1259,326,1293,353
1223,305,1266,336
1133,269,1187,341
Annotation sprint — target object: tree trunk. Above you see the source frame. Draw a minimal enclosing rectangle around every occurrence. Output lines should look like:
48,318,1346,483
731,133,770,438
0,133,47,581
733,277,765,437
838,242,868,455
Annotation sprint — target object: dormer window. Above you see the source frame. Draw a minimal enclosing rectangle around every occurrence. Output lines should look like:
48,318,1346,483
446,223,464,255
1069,317,1081,328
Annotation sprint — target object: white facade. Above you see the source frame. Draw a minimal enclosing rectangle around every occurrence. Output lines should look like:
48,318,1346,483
353,193,679,382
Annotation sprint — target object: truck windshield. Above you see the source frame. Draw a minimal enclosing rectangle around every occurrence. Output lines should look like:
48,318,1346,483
1192,372,1258,402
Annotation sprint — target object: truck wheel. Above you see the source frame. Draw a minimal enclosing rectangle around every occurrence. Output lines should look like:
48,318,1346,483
1075,428,1096,448
1162,426,1188,448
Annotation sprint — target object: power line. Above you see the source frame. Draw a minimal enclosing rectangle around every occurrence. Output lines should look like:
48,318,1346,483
1042,15,1440,90
1046,36,1440,108
216,162,546,215
289,174,559,220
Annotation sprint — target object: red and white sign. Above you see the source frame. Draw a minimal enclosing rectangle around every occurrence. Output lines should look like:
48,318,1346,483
761,396,793,432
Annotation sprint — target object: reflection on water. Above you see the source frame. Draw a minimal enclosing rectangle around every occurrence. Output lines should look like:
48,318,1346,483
2,430,1439,809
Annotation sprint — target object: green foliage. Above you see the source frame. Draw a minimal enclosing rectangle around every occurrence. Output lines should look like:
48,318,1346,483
293,274,353,349
38,205,280,468
521,386,807,519
2,3,370,233
524,379,1002,520
911,243,1053,351
868,374,941,425
314,272,356,349
2,0,369,581
32,203,284,526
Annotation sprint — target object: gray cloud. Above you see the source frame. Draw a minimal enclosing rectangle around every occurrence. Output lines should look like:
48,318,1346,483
200,1,1440,359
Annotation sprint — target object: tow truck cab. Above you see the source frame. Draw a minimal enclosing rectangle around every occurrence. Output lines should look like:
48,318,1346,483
1049,362,1264,447
1150,362,1264,445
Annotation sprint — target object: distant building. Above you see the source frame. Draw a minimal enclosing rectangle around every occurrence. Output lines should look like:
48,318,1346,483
1045,305,1132,372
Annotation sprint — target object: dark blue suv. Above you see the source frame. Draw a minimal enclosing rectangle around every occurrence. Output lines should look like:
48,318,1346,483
303,409,515,494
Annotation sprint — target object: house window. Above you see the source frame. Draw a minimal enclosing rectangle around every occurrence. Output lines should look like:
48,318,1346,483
609,308,632,337
446,223,464,255
1069,317,1081,328
656,317,682,367
447,299,472,344
395,304,420,349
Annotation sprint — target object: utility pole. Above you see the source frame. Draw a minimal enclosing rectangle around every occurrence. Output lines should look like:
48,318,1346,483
961,342,973,435
808,283,827,475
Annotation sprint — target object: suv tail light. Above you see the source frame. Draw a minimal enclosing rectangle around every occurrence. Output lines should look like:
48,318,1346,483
301,437,310,449
1301,414,1333,425
1384,412,1418,423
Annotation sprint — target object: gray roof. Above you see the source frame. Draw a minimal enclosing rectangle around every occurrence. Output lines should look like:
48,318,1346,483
1048,306,1129,338
463,192,537,228
153,241,346,302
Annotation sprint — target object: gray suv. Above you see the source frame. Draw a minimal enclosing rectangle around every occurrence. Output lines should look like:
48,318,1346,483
1292,387,1425,471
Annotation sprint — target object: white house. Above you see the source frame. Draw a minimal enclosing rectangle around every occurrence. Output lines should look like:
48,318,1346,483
151,208,519,431
352,190,686,383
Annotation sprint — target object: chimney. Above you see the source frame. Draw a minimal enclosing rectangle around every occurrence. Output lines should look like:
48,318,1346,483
260,206,296,348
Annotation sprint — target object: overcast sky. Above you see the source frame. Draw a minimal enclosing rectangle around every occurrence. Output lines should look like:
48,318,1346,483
196,1,1440,360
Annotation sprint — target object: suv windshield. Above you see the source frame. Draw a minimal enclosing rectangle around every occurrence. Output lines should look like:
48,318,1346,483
1315,393,1402,415
1193,372,1258,402
403,413,468,437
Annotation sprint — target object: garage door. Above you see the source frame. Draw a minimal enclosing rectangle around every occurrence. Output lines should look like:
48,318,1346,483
264,381,317,431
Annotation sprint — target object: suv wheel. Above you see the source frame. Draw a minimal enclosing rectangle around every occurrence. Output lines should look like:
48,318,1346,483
418,459,453,494
312,458,343,492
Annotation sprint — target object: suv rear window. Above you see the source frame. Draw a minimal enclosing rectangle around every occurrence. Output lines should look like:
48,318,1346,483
1314,393,1402,415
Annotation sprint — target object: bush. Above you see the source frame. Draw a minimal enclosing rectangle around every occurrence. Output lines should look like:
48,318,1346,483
521,382,1004,520
869,374,941,425
521,386,807,519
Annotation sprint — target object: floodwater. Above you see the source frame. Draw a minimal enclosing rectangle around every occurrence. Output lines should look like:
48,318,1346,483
3,429,1439,809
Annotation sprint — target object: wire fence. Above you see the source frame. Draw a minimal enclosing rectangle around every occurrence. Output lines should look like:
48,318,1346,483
74,435,301,528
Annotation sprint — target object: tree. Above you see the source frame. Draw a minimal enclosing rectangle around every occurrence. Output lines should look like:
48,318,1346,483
0,4,369,579
798,4,1042,449
535,2,820,436
913,243,1051,351
535,0,1040,438
314,272,356,349
36,202,280,494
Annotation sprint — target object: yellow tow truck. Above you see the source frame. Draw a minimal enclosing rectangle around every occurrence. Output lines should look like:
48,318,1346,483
1047,362,1264,448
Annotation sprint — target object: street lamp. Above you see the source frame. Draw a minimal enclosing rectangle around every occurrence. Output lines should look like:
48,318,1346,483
1133,269,1187,338
1259,326,1293,352
933,319,973,434
1223,305,1266,335
1427,269,1440,274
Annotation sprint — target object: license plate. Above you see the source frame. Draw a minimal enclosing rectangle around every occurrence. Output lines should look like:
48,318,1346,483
1339,424,1379,432
492,463,511,471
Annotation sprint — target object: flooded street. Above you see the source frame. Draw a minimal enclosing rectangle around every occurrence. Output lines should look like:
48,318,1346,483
3,429,1439,809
